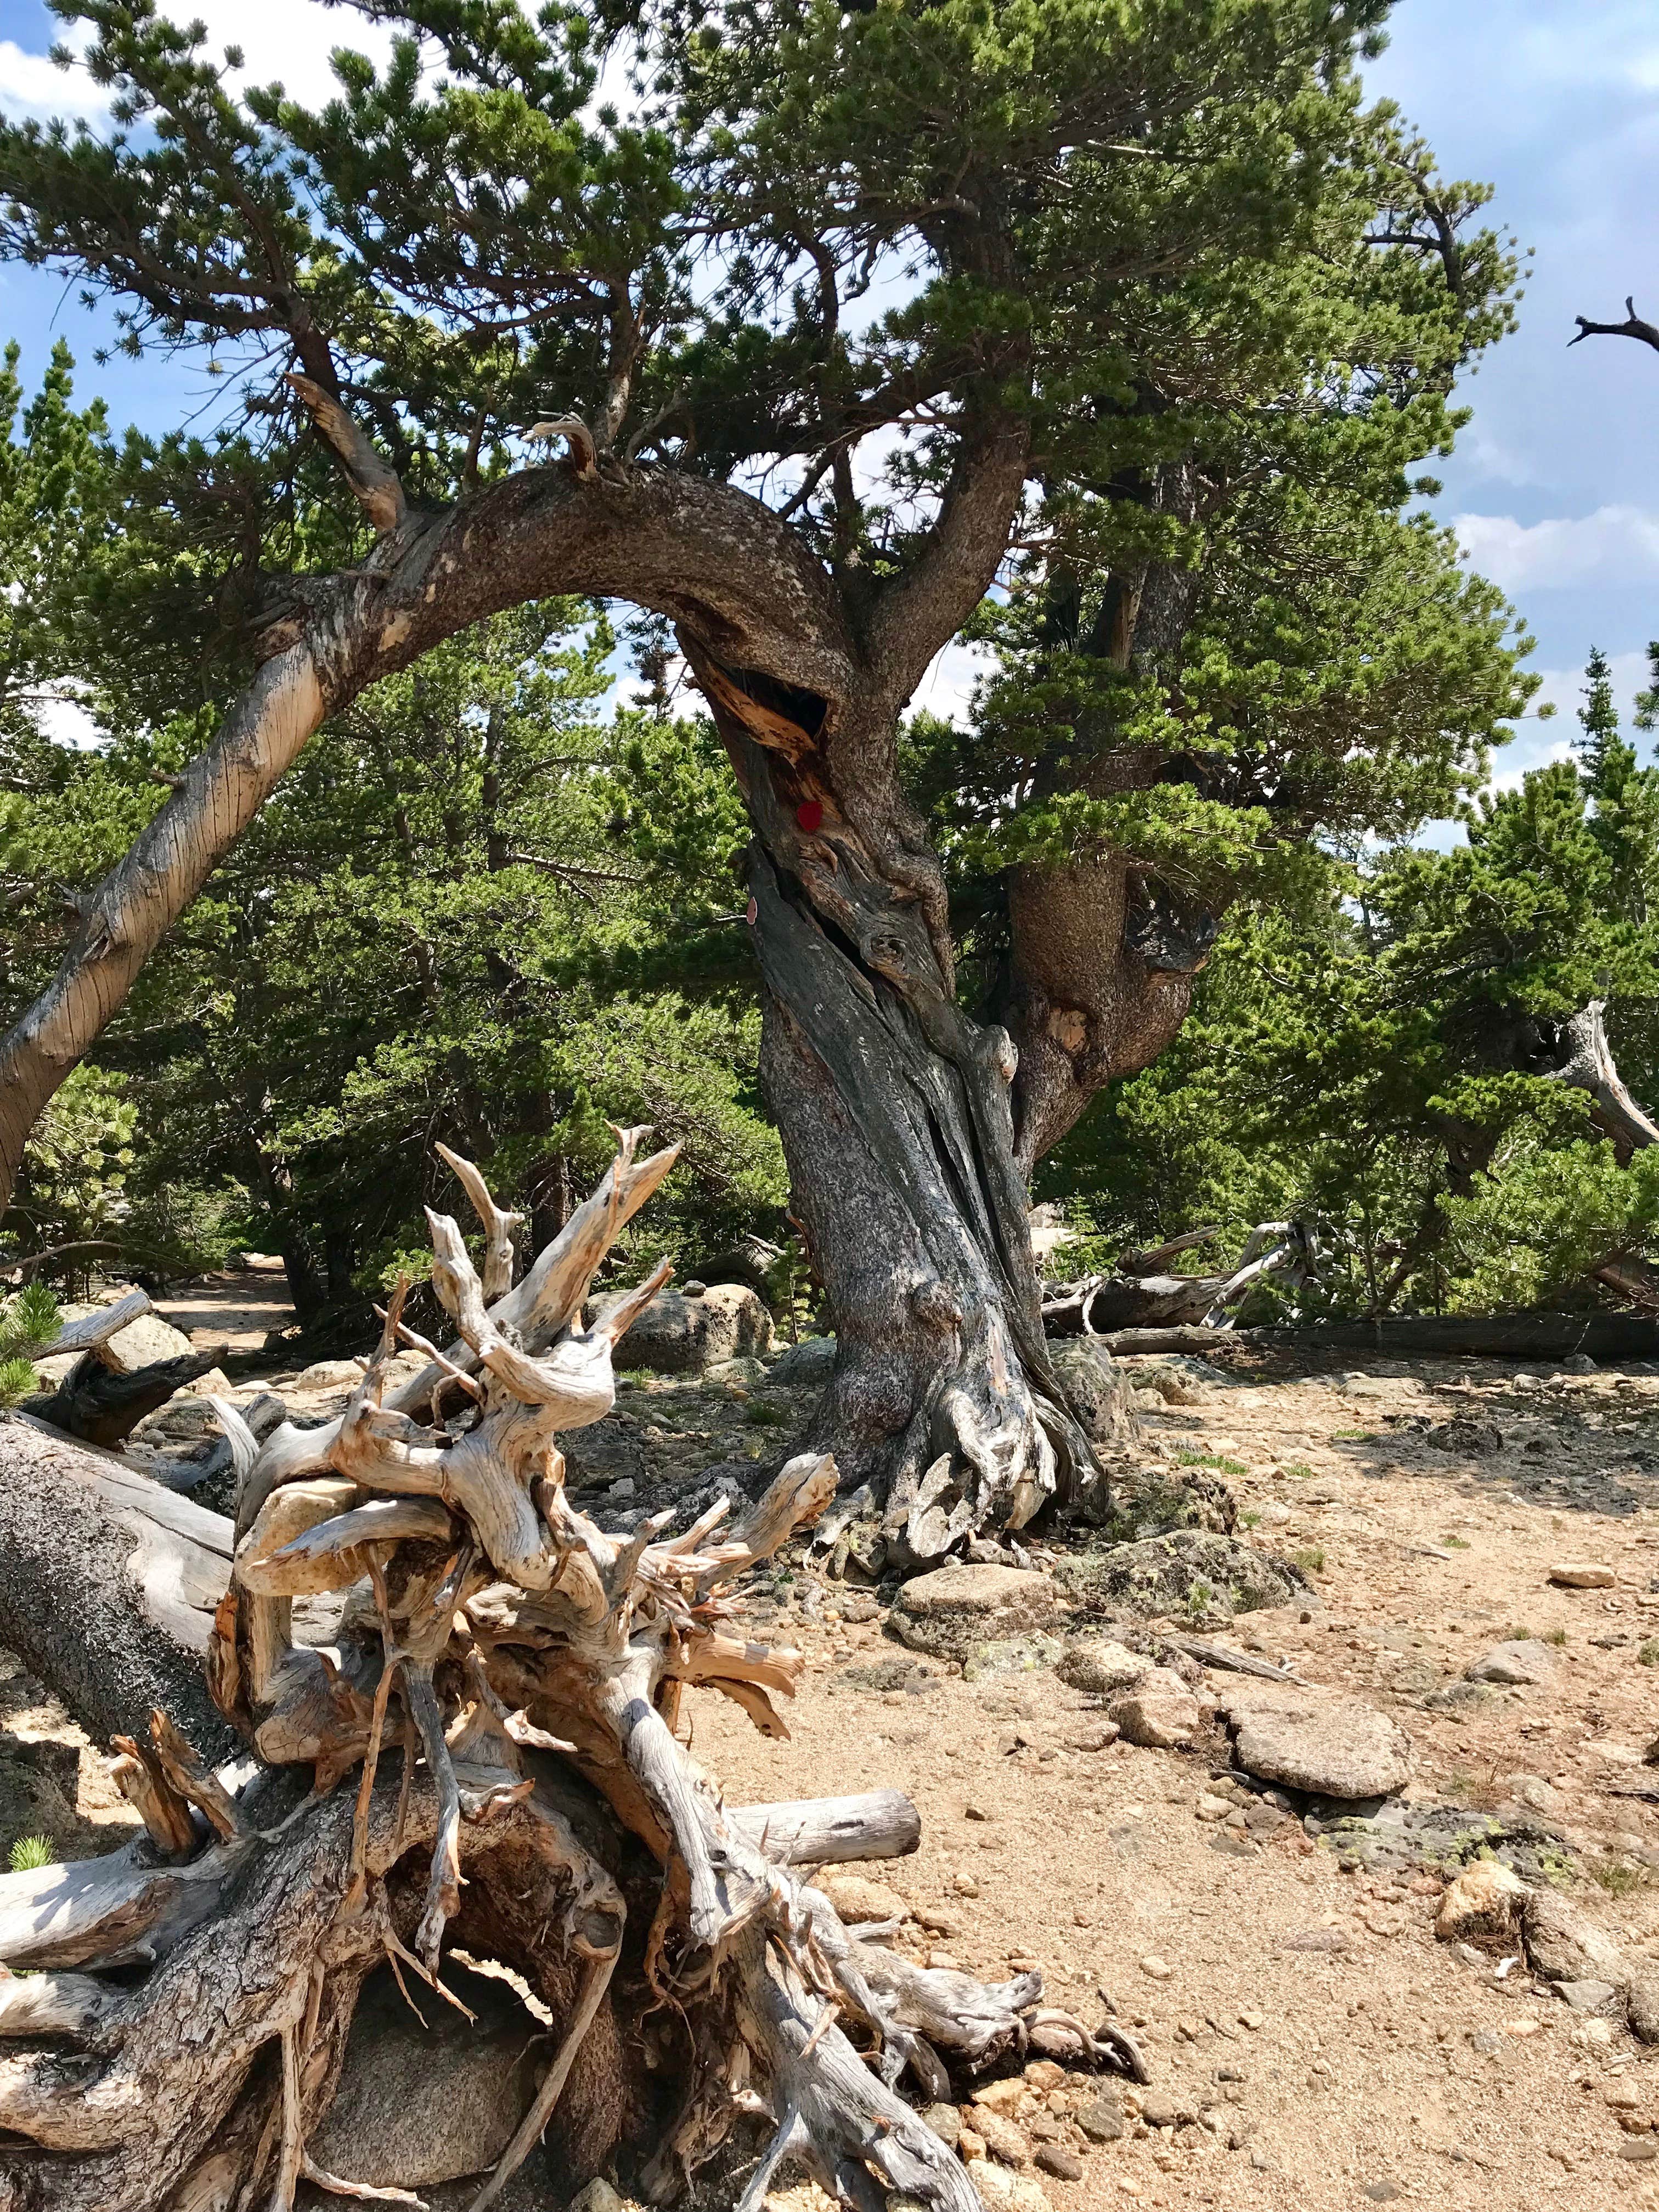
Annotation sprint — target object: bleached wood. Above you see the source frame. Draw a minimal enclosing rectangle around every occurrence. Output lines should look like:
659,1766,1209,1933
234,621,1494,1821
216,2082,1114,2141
0,1135,1090,2212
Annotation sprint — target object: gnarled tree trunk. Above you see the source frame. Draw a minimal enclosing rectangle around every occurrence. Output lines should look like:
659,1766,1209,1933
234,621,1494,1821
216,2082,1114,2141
0,1136,1135,2212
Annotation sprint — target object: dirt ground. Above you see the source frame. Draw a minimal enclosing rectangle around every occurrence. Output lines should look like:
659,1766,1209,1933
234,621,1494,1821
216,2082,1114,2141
699,1349,1659,2212
5,1342,1659,2211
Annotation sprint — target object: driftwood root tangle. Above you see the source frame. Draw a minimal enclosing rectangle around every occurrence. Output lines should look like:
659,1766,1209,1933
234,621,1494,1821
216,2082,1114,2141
0,1135,1122,2211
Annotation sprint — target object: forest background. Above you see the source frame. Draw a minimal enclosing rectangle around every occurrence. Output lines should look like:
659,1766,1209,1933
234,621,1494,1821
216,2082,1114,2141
2,0,1658,1345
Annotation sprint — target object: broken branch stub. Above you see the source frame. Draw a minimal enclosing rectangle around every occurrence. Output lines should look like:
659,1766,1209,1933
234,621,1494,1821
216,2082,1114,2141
0,1132,1113,2212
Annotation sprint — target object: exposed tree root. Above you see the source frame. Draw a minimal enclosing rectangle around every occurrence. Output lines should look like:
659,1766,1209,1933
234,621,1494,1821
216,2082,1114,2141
0,1136,1133,2210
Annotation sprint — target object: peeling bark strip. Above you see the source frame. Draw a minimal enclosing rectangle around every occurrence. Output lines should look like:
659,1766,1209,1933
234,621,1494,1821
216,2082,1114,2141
0,1140,1135,2211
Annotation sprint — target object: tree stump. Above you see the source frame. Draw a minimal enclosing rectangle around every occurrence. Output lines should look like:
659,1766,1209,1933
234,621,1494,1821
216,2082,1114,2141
0,1135,1130,2211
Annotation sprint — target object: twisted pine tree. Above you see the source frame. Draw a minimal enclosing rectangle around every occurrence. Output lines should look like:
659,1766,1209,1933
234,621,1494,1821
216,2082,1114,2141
0,0,1530,1551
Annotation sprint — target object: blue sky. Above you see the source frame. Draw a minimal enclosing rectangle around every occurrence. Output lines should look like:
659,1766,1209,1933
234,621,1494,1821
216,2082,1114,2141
0,0,1656,772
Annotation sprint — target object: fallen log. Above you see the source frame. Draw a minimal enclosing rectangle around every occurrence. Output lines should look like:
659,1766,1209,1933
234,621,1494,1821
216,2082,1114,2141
0,1136,1130,2212
25,1287,153,1362
26,1344,230,1449
1089,1312,1659,1361
1045,1221,1316,1336
0,1413,238,1758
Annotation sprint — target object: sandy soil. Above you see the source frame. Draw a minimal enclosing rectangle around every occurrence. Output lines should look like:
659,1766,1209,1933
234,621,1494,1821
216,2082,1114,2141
157,1255,296,1354
701,1350,1659,2212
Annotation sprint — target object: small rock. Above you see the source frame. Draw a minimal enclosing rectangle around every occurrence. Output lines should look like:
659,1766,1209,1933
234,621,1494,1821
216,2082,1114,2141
952,1873,981,1898
1238,2010,1265,2030
927,1949,961,1972
1075,2095,1125,2143
1284,1928,1349,1955
921,2102,962,2148
964,2160,1049,2211
1435,1860,1528,1945
1034,2146,1083,2181
1112,1674,1201,1750
1140,1955,1173,1980
1619,2138,1659,2163
973,2108,1031,2167
768,1335,837,1389
1194,1792,1231,1822
1627,1976,1659,2044
1138,2091,1180,2130
1522,1887,1625,1984
1511,1775,1563,1815
1560,1351,1597,1373
891,1565,1062,1662
1069,1722,1120,1752
1057,1639,1154,1696
1557,1980,1621,2013
1548,1560,1616,1589
972,2080,1028,2118
916,1908,962,1937
1604,2080,1643,2110
818,1872,906,1924
1465,1639,1556,1686
1362,2184,1404,2203
566,2187,626,2212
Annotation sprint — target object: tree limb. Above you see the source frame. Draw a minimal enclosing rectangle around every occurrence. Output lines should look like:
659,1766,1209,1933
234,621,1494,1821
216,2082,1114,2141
287,375,408,535
1569,296,1659,354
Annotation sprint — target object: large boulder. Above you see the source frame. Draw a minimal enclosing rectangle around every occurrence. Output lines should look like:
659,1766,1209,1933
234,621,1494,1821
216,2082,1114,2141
33,1296,196,1385
768,1334,838,1389
890,1564,1063,1662
599,1283,774,1374
1047,1340,1138,1447
307,1958,538,2187
1054,1530,1306,1618
1218,1684,1412,1801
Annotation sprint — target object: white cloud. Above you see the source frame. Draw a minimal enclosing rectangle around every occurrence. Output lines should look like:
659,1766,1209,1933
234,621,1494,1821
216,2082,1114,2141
911,638,994,727
34,691,101,752
0,4,398,127
1453,505,1659,592
0,39,109,122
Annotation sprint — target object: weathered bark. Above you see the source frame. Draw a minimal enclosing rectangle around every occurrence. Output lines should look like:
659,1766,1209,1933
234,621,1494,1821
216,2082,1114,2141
0,449,863,1222
743,837,1100,1567
0,1141,1130,2211
0,1414,238,1759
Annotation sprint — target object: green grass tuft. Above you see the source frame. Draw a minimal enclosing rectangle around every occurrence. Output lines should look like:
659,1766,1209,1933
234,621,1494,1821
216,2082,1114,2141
7,1835,53,1873
1291,1545,1327,1575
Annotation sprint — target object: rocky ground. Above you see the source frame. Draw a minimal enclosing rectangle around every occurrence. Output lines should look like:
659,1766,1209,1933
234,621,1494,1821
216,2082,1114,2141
7,1297,1659,2211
